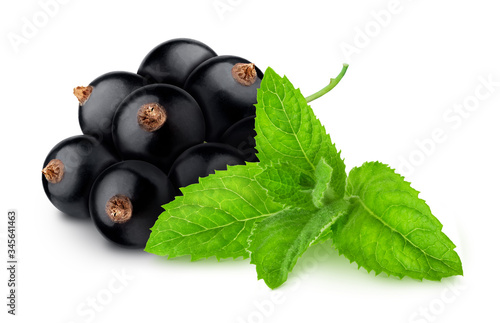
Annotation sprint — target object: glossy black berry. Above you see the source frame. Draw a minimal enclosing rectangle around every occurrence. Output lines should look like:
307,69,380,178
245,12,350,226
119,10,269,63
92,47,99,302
89,160,176,248
219,115,258,162
184,55,263,141
138,38,217,87
168,143,246,189
42,135,119,218
112,84,205,173
75,72,146,150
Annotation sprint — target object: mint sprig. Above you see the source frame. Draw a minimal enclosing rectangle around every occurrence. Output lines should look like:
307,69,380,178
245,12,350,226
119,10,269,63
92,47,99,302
146,65,463,288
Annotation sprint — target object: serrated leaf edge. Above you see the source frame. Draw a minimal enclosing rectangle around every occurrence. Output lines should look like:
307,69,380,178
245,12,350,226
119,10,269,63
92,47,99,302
337,161,463,281
146,163,286,262
246,204,349,289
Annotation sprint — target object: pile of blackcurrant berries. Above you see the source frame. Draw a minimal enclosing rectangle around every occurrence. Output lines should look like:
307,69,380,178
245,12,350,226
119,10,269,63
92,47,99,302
42,38,261,248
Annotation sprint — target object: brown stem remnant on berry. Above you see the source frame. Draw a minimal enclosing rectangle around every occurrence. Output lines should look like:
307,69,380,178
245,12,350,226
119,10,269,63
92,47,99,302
42,159,65,184
73,86,93,105
106,194,133,224
137,102,167,132
231,63,257,86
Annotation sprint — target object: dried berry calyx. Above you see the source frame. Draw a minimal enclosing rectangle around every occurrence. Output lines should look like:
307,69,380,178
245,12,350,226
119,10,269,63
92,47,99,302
42,159,65,184
232,63,257,86
73,86,93,105
106,194,133,224
137,103,167,132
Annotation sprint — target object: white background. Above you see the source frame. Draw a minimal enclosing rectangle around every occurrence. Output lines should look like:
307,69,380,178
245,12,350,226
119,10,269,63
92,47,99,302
1,0,499,322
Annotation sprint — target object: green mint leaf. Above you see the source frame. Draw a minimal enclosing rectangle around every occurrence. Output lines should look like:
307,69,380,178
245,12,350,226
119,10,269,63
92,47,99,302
255,161,316,211
312,158,336,208
333,162,463,280
145,163,283,260
255,158,339,211
312,229,334,245
255,67,346,199
248,200,349,289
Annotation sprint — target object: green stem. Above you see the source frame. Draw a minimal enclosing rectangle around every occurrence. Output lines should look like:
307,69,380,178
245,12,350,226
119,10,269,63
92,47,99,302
305,63,349,103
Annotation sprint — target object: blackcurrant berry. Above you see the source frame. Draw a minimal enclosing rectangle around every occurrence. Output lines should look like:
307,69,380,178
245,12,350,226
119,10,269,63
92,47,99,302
42,135,119,218
138,38,217,87
168,143,246,189
219,115,258,162
89,160,176,248
184,55,263,141
112,84,205,173
74,71,146,150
